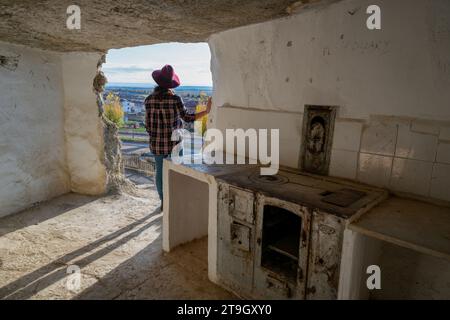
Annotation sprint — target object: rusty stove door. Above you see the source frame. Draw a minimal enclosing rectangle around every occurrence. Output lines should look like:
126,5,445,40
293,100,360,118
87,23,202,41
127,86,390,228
217,183,256,297
253,194,311,299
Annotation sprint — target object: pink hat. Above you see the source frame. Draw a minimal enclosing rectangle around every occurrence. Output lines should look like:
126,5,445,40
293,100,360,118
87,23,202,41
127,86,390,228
152,64,180,89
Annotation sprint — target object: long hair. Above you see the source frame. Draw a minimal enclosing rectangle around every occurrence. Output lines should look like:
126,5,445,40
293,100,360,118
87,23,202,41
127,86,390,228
153,86,173,99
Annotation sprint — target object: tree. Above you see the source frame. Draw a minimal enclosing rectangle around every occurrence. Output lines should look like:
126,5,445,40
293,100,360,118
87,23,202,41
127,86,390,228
104,92,124,127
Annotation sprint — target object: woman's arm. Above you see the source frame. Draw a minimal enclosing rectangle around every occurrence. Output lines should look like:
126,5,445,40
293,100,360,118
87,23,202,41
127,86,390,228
177,96,212,122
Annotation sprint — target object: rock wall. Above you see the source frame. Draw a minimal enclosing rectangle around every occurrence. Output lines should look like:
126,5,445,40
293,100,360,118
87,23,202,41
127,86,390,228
0,44,109,218
0,41,70,217
209,0,450,203
62,52,107,195
0,0,308,52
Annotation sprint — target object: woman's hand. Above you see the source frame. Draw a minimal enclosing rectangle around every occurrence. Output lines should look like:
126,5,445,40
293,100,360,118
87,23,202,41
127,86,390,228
206,97,212,113
194,97,212,121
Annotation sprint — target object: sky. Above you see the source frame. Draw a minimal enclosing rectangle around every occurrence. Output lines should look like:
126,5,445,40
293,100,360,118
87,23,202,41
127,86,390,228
103,43,212,86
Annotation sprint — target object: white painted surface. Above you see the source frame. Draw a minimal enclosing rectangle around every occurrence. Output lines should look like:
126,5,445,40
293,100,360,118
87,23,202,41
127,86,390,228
342,230,450,299
338,229,382,300
411,120,441,136
208,0,450,202
329,149,358,180
390,158,433,196
357,153,393,188
373,242,450,299
62,53,106,195
439,126,450,141
360,120,397,157
395,123,438,161
430,163,450,201
332,120,363,152
436,142,450,164
163,159,219,283
214,107,303,168
0,44,107,217
210,0,450,120
0,42,70,217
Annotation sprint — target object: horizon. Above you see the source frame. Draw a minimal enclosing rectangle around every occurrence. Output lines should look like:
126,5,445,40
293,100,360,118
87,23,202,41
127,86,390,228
103,43,212,86
106,82,212,89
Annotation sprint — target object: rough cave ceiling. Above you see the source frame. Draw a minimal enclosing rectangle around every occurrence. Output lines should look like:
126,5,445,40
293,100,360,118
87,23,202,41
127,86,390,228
0,0,331,52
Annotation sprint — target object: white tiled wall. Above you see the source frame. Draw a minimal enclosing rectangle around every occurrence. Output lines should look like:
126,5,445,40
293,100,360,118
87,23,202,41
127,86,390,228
330,117,450,203
430,163,450,201
333,121,362,152
329,149,359,180
436,142,450,164
357,153,393,187
360,120,397,156
215,108,450,203
395,124,438,161
390,158,433,196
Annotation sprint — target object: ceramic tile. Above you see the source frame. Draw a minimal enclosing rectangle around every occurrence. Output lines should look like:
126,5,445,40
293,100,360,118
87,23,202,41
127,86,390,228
430,163,450,202
436,142,450,164
439,126,450,141
329,149,358,180
390,158,432,196
411,120,440,135
395,124,438,161
357,153,393,187
360,120,397,156
332,121,363,151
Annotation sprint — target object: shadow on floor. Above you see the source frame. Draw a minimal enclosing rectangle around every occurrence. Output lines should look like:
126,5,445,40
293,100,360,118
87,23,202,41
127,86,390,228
0,208,162,299
75,236,235,300
0,193,100,238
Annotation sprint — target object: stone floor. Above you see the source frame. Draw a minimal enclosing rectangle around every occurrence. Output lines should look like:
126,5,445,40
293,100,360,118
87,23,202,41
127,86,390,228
0,173,235,300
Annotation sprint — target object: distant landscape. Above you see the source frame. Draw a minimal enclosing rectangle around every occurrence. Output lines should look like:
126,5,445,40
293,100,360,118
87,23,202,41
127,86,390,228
104,83,212,148
104,83,212,119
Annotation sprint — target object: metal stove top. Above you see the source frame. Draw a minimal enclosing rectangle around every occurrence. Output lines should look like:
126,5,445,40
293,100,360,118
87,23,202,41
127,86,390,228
217,167,387,220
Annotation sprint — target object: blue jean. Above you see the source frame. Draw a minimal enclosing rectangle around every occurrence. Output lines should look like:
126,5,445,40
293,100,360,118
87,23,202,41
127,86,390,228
154,155,168,201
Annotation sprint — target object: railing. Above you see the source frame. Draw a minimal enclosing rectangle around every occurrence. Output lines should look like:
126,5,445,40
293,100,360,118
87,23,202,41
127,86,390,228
122,154,155,175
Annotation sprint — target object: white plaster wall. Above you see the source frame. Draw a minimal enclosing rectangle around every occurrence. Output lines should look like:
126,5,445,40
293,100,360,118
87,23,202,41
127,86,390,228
210,0,450,119
0,42,70,217
338,230,383,299
62,53,107,195
372,242,450,299
209,0,450,202
214,107,303,168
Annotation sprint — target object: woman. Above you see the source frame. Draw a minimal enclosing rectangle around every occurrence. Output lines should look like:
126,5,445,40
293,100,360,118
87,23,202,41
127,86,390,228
144,65,211,209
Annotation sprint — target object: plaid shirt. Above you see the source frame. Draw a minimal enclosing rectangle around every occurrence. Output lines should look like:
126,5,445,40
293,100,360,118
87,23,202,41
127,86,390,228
144,92,196,155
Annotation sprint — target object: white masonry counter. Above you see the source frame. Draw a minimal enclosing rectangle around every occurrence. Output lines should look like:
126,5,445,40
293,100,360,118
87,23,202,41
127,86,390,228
349,197,450,262
339,196,450,299
162,155,255,283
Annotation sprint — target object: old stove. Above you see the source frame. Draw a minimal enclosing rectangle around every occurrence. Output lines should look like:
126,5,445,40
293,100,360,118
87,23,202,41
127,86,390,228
216,167,386,299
